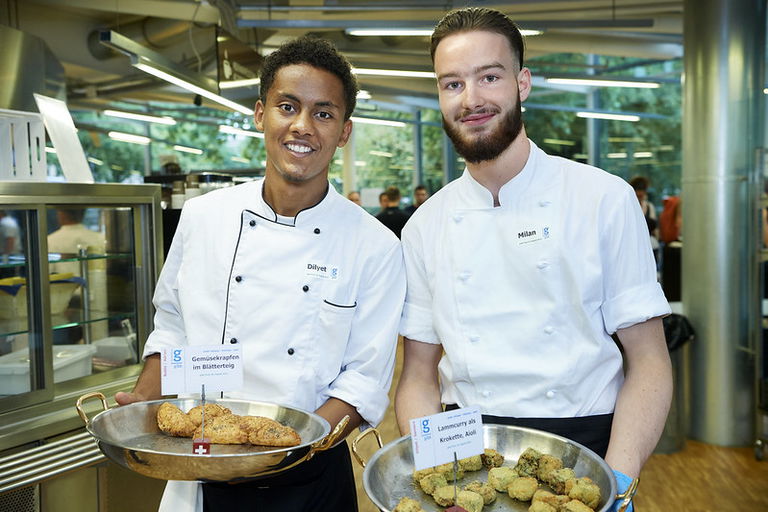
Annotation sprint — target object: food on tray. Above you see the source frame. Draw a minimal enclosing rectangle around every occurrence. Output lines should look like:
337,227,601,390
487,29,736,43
458,454,483,472
157,402,197,437
565,477,601,509
393,496,425,512
187,403,232,426
455,490,483,512
408,446,602,512
419,473,448,495
508,476,539,501
514,447,542,478
463,481,496,505
488,466,518,492
481,448,504,469
156,402,301,447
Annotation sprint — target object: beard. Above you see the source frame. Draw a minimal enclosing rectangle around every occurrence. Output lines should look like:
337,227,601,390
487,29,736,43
443,100,523,164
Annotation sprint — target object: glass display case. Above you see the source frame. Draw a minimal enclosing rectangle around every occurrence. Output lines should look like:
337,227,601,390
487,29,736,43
0,182,162,451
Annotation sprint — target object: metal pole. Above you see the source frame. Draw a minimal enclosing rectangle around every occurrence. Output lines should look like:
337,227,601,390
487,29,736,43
682,0,766,445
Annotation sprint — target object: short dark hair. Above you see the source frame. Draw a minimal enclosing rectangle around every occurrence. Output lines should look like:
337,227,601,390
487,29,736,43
431,7,525,69
630,176,650,191
259,35,358,120
384,186,401,202
414,184,427,192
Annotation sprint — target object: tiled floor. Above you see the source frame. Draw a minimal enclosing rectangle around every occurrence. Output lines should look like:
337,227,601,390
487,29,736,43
349,340,768,512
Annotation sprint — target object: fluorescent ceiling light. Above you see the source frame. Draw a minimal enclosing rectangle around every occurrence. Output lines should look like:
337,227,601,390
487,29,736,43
576,112,640,122
543,138,575,146
100,31,254,116
658,145,675,151
173,145,203,155
87,157,103,165
355,161,366,166
110,164,124,170
357,90,372,100
219,125,265,138
609,136,644,143
607,152,628,158
231,156,250,163
351,116,407,127
135,61,255,116
352,67,435,79
108,131,151,145
764,88,768,94
45,146,56,154
547,78,659,88
633,151,653,158
219,78,260,89
369,150,393,157
103,109,176,125
346,28,542,37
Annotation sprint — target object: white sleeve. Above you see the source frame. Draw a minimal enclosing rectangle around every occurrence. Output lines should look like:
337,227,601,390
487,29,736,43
399,221,440,344
326,240,406,427
600,185,670,333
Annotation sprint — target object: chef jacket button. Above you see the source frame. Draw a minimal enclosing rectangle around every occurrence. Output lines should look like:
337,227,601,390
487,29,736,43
229,338,238,344
546,390,556,399
544,325,555,335
249,220,256,227
539,200,551,207
313,228,321,234
537,260,549,269
469,335,480,343
302,285,309,292
287,348,295,355
481,390,491,398
458,271,472,281
235,275,243,283
453,214,463,223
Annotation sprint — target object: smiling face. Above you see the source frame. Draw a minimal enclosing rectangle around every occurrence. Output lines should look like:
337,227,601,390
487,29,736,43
434,30,530,164
255,63,352,189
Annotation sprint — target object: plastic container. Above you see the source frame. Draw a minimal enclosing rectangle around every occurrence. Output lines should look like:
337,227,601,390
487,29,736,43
0,274,81,320
93,336,136,361
0,344,97,395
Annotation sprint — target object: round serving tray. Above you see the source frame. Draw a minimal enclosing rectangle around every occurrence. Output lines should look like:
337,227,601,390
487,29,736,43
77,392,342,482
354,424,619,512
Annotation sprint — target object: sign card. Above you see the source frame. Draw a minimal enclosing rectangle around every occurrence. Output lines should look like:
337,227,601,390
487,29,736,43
160,345,243,395
409,407,483,470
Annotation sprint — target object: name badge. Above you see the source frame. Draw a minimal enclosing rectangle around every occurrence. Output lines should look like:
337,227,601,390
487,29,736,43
161,345,244,395
305,262,339,280
409,407,484,470
517,225,551,245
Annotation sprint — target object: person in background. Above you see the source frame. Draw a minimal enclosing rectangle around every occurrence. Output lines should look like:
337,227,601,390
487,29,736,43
378,190,388,213
394,8,671,512
115,36,405,512
659,195,682,244
404,184,429,215
375,185,410,238
630,175,660,263
346,190,362,206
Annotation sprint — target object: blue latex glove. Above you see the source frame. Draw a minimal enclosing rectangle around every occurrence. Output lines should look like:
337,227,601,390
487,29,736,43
612,469,635,512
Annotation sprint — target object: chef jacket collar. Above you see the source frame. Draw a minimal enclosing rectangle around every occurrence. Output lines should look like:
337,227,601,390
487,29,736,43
249,178,335,230
459,139,540,209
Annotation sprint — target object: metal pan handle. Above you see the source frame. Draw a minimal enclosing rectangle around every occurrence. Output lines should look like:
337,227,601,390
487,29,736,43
76,392,110,425
312,414,350,452
351,427,383,468
614,477,639,512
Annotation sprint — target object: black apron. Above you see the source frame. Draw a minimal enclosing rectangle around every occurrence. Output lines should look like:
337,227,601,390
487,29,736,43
202,441,358,512
445,404,613,458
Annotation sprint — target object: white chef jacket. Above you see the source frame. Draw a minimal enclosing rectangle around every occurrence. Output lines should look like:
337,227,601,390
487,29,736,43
400,140,670,419
143,179,405,512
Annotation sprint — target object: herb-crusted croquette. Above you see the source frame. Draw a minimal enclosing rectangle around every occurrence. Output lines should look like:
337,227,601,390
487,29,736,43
514,447,543,478
536,454,563,482
481,448,505,469
412,467,435,482
463,480,497,505
418,473,448,496
432,485,456,507
562,499,596,512
393,497,424,512
435,462,465,481
528,501,557,512
508,476,539,501
458,454,483,471
456,490,484,512
548,467,576,494
565,476,601,509
488,466,518,492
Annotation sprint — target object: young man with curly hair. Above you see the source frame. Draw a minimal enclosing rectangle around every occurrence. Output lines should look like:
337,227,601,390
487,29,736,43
117,36,405,512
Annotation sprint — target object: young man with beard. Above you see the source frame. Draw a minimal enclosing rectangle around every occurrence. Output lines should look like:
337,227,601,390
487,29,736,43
394,8,672,511
116,36,405,512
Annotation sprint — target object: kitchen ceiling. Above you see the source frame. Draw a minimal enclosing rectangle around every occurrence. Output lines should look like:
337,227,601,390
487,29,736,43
2,0,684,115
